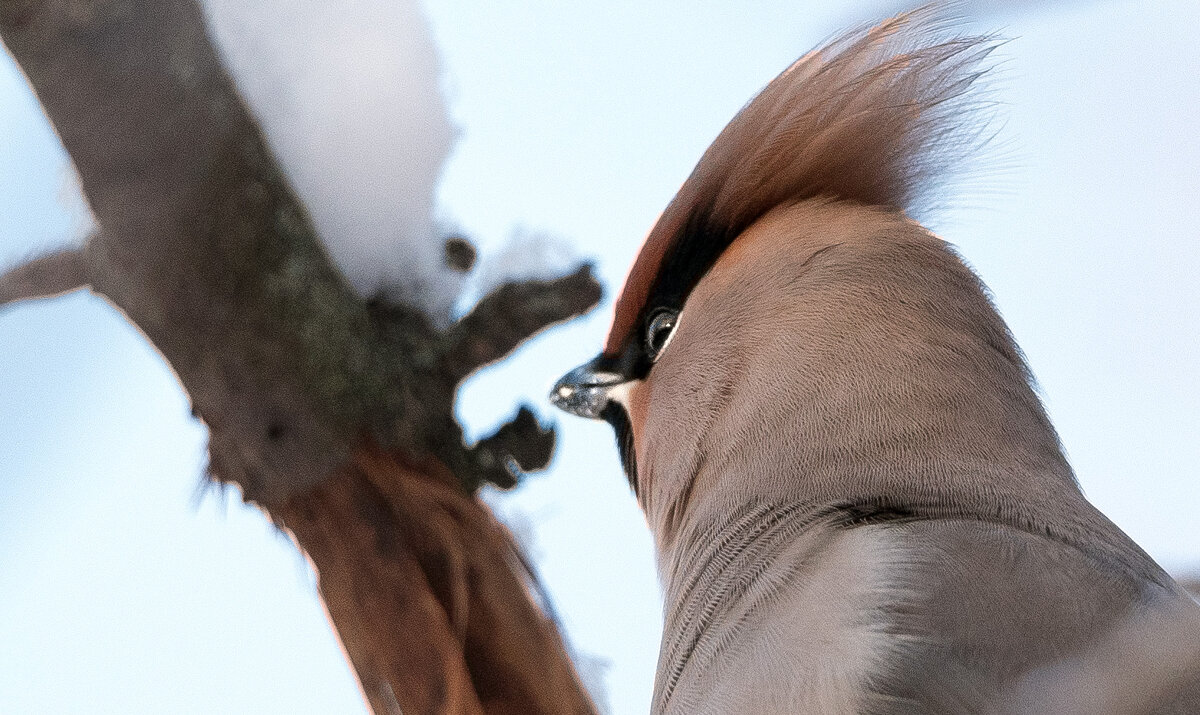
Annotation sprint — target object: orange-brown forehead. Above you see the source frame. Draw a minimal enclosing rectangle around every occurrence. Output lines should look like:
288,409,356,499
604,211,683,356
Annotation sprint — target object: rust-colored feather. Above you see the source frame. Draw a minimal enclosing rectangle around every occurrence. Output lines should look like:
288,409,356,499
606,7,999,355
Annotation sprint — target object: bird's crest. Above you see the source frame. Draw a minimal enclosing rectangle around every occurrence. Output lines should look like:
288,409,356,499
606,7,1000,355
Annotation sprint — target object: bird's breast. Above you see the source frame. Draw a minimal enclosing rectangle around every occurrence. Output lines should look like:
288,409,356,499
653,502,906,715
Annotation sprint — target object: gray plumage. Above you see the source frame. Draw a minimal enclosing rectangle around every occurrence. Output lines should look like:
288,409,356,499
553,8,1200,713
643,201,1200,714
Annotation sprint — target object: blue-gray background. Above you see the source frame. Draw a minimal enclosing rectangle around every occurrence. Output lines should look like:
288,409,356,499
2,1,1197,712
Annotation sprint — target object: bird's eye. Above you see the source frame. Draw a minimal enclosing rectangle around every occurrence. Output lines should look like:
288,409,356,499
645,309,679,361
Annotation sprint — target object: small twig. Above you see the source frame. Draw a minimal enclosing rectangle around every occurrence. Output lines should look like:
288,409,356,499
0,244,90,308
470,406,556,488
441,264,603,383
443,236,477,273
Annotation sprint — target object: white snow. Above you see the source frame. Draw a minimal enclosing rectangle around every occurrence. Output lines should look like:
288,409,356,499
199,0,463,323
466,227,583,308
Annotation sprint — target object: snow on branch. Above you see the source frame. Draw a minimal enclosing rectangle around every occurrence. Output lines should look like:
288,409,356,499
0,0,601,502
200,0,463,322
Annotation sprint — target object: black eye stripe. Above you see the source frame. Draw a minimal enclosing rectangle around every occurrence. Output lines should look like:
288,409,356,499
621,214,733,374
601,402,639,496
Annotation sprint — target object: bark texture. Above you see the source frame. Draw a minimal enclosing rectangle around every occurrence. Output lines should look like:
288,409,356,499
0,1,602,712
281,449,597,715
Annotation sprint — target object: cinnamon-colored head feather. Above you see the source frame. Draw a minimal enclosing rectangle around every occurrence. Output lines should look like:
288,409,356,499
606,7,1000,355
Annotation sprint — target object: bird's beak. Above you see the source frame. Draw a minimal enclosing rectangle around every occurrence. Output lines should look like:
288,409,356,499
550,359,628,420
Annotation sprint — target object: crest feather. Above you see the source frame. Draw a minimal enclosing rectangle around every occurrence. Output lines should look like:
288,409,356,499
607,7,1000,354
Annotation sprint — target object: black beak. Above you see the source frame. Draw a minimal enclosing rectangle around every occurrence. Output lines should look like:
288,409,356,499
550,359,628,420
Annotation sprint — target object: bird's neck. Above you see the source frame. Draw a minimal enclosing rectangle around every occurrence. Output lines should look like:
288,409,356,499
651,323,1087,560
643,228,1088,560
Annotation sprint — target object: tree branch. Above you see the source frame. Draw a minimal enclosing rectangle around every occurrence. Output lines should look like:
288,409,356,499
442,265,603,384
1,0,415,505
469,406,556,490
0,244,89,308
1,1,602,712
279,449,597,715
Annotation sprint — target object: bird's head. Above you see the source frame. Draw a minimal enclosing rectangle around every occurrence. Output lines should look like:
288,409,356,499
551,9,1059,542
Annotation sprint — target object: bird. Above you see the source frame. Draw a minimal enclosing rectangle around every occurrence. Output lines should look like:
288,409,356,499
550,8,1200,714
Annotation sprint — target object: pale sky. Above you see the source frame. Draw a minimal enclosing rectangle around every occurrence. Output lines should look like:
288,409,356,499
1,2,1198,713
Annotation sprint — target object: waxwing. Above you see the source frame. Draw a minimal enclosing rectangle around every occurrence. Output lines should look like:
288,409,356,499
551,8,1200,715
